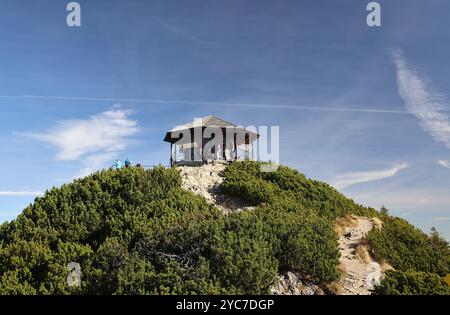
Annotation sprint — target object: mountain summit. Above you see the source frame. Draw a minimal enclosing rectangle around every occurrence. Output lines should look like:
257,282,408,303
0,162,448,295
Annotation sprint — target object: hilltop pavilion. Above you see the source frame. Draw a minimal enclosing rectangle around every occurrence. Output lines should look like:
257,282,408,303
163,116,259,166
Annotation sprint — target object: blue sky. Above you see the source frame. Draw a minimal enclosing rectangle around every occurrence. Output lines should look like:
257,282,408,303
1,0,450,239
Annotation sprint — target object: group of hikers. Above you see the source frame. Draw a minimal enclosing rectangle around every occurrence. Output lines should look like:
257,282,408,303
112,158,134,170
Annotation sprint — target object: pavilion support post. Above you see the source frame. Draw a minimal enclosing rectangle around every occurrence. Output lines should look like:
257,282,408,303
201,127,206,163
234,133,237,160
222,128,226,160
190,128,194,162
170,143,173,167
245,134,250,161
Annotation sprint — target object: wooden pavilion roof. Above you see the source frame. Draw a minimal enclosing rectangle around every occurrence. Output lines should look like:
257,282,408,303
163,115,259,144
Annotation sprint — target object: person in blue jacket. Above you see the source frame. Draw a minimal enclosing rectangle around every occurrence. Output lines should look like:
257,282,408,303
114,159,123,169
124,158,131,168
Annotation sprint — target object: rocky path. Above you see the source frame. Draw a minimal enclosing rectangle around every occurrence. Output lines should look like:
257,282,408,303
337,217,382,295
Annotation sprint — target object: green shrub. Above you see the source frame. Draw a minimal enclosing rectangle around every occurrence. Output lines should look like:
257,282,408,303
255,207,340,283
220,161,345,283
0,166,277,294
367,217,450,276
375,270,450,295
221,161,377,219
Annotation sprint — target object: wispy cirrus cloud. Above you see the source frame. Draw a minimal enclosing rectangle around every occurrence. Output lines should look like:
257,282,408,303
154,18,209,44
433,217,450,221
437,160,450,169
0,94,410,115
26,107,138,177
332,163,409,190
393,50,450,149
0,191,43,196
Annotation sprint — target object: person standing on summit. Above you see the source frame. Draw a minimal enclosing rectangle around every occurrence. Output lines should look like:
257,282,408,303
114,159,123,170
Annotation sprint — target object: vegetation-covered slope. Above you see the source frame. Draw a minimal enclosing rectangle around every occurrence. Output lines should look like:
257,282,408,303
0,166,278,294
221,162,449,295
220,162,377,220
0,161,448,295
367,216,450,295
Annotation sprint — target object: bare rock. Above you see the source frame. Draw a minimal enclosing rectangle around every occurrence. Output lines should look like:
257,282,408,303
271,272,319,295
178,163,253,214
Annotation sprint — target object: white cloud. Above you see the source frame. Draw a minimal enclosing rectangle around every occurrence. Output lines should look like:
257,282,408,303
28,107,138,177
332,163,409,190
437,160,450,169
393,50,450,149
353,188,450,211
0,191,43,196
78,152,118,178
433,217,450,221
